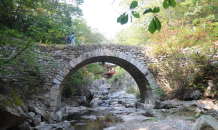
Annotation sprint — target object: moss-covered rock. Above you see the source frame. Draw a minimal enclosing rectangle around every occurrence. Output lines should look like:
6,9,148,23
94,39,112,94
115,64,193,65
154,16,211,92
34,106,50,123
0,94,27,129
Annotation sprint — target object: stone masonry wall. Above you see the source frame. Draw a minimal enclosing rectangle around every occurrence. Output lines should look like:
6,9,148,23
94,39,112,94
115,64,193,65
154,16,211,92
1,44,162,113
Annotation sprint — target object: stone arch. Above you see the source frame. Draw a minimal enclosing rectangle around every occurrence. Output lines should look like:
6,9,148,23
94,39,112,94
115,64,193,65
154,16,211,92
49,48,159,112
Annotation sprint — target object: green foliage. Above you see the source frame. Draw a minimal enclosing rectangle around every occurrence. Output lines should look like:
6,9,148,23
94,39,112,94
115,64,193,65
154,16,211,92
117,13,129,25
117,0,176,33
143,8,153,15
0,28,52,96
0,0,109,97
126,85,138,94
148,19,157,34
135,91,141,99
163,0,176,9
109,68,126,84
72,18,109,45
117,1,140,25
130,1,138,9
0,0,84,44
152,7,160,13
62,63,105,97
153,88,166,97
116,0,218,99
70,86,77,96
148,85,166,96
132,11,140,18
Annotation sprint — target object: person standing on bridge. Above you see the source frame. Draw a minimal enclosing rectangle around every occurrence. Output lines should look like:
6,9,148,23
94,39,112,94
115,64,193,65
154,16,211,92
66,34,71,44
71,32,76,45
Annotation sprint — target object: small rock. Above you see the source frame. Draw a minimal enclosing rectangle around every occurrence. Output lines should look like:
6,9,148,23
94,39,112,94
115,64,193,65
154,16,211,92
28,112,36,118
142,111,154,117
56,111,63,122
18,121,33,130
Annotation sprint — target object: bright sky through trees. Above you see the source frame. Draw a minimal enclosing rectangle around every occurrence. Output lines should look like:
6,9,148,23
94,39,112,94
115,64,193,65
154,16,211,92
80,0,131,39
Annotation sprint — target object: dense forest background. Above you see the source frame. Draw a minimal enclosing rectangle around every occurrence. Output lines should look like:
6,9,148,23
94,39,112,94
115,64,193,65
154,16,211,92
0,0,109,95
115,0,218,98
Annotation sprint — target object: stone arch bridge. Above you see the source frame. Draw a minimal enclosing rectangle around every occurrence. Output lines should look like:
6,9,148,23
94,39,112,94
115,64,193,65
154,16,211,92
35,44,159,113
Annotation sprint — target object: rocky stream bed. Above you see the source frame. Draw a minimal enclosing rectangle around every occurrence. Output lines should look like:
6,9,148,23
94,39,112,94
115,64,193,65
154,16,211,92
1,79,218,130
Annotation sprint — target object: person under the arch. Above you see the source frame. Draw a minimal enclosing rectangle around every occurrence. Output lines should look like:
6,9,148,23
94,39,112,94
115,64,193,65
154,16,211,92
71,32,76,45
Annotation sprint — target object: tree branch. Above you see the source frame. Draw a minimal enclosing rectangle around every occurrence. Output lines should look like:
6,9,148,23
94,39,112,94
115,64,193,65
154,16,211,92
2,42,30,66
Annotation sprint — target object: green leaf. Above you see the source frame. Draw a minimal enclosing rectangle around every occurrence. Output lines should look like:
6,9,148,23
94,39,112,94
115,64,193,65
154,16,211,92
121,14,129,25
169,0,176,7
148,18,156,34
154,16,161,31
152,7,160,13
163,0,170,9
131,11,140,18
130,1,138,9
143,8,153,14
117,13,125,23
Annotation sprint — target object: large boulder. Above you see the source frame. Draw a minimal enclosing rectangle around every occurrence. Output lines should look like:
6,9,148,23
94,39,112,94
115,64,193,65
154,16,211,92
190,90,202,100
0,95,27,129
192,115,218,130
153,100,177,109
182,89,202,100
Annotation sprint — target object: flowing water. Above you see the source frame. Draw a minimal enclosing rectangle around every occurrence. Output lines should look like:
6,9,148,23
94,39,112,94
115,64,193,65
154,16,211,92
66,110,122,130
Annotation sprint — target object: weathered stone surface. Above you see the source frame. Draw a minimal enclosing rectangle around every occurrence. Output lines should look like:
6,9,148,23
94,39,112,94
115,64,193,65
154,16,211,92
53,78,61,84
56,111,63,122
142,111,154,117
52,84,60,90
28,112,36,118
55,74,64,81
153,100,177,109
50,101,58,107
58,71,66,78
50,89,60,96
18,121,33,130
34,107,50,122
136,102,154,110
190,90,202,100
192,115,218,130
34,121,74,130
77,57,82,64
2,44,162,113
50,95,58,101
0,95,27,129
69,60,75,68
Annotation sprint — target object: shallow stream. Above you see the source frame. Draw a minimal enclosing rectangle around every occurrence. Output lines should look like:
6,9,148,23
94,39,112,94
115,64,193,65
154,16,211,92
66,110,122,130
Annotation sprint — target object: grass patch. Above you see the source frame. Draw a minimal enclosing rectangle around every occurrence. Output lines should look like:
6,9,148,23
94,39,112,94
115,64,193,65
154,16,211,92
148,118,159,122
